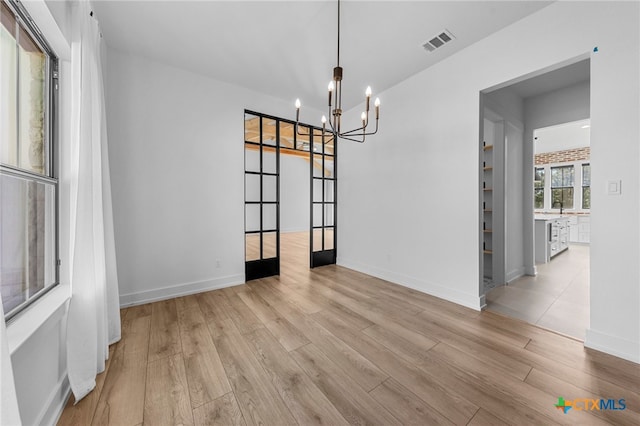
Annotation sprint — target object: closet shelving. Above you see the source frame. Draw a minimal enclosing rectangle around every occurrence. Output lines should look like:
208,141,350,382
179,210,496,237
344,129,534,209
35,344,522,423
483,140,494,284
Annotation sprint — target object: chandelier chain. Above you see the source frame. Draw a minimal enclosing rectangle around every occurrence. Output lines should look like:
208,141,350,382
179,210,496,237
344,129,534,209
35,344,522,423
337,0,340,67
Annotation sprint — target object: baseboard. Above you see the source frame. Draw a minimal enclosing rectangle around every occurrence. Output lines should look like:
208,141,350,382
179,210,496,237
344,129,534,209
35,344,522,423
119,274,245,307
280,228,308,234
506,266,525,283
337,257,482,311
524,265,537,276
39,372,71,426
585,329,640,364
479,294,487,310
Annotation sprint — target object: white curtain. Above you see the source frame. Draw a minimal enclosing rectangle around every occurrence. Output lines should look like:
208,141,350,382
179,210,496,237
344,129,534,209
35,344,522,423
1,302,21,425
66,0,121,402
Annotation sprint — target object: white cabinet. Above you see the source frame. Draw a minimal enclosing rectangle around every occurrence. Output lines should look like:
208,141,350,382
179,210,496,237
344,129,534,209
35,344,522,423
569,215,590,243
535,216,570,263
577,216,590,243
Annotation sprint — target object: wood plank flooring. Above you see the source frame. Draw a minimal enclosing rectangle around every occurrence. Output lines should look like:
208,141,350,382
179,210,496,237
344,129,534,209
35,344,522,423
59,232,640,425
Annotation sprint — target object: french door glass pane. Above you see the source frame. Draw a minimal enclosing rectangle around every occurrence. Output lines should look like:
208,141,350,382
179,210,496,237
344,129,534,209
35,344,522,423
245,144,260,173
262,204,277,230
245,204,260,232
245,174,260,202
313,204,322,227
262,119,277,147
312,229,323,252
263,175,277,202
263,150,277,174
313,178,323,202
244,114,260,143
279,122,294,149
245,234,259,261
296,126,310,151
324,228,334,250
262,232,277,259
324,205,334,227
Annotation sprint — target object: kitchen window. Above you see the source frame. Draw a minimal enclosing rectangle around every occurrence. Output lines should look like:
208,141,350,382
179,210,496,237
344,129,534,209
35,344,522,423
582,163,590,209
534,167,544,209
550,165,574,210
1,0,59,320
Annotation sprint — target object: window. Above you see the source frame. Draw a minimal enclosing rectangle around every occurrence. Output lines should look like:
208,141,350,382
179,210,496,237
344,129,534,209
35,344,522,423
534,167,544,209
550,165,574,210
582,163,591,209
1,0,58,320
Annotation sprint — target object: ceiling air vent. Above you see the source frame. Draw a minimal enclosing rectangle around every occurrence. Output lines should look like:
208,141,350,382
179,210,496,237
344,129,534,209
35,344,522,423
422,29,455,53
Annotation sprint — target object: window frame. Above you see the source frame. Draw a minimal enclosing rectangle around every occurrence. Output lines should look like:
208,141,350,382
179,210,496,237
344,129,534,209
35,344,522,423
550,165,575,210
1,0,59,321
534,162,590,213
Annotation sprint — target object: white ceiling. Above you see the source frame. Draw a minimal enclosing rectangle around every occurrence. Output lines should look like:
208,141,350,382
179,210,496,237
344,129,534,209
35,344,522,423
92,0,553,111
505,58,590,99
534,119,590,154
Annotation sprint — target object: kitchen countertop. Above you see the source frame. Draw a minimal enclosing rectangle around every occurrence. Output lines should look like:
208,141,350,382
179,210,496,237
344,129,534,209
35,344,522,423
535,214,568,221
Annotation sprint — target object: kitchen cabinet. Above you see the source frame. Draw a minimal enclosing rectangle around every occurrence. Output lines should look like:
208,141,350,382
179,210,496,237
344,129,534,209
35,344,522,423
535,216,569,263
569,215,590,243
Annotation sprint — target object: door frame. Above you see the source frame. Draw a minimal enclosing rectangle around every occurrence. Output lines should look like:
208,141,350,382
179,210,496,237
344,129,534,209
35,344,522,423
244,110,338,280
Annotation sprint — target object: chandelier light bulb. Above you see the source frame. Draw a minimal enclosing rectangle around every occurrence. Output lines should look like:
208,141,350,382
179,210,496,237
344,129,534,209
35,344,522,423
365,86,372,97
375,97,380,107
321,115,327,124
328,81,335,91
361,112,366,121
295,99,301,109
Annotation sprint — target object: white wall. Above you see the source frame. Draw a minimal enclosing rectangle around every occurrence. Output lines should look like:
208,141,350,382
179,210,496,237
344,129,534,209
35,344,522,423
338,1,639,362
105,47,322,306
504,122,524,282
280,154,310,233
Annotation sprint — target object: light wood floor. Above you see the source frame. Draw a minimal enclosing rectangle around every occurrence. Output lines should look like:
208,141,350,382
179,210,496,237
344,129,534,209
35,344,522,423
59,233,640,425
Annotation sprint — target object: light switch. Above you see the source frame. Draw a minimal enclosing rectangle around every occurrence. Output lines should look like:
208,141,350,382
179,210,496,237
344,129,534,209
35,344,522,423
607,180,622,195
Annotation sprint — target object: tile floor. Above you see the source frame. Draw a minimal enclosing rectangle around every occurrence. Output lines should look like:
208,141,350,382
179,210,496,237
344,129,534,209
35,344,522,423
486,244,589,340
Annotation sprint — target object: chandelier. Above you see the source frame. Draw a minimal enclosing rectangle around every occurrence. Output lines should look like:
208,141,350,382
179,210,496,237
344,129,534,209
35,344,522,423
295,0,380,143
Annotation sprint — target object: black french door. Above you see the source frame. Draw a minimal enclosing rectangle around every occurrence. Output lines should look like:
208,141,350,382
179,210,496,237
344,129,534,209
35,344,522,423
244,110,337,279
244,112,280,280
308,127,337,267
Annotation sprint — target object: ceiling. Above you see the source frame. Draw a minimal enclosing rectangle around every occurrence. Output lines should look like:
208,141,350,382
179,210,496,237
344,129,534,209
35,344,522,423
505,58,590,99
534,119,590,154
92,1,553,112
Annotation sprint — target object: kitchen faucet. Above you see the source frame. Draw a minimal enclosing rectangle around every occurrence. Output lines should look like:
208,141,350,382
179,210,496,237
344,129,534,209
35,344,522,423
553,201,564,215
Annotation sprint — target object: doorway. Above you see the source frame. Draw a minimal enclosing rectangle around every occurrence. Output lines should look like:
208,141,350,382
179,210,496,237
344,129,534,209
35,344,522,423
244,111,337,280
479,58,591,340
